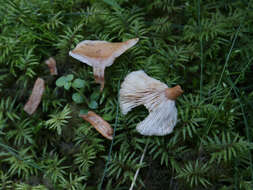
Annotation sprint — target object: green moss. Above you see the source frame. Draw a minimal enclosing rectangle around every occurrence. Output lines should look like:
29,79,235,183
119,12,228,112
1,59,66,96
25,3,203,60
0,0,253,189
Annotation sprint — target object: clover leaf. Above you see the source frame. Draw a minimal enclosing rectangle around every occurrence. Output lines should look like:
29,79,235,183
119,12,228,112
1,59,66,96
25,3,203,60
72,79,85,89
64,82,72,90
56,76,67,87
88,100,98,109
66,74,74,81
72,93,84,104
79,109,89,116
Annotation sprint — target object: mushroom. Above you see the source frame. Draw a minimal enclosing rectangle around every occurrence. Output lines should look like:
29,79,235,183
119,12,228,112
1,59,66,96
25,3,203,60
24,78,45,115
69,38,139,91
80,111,113,140
119,70,183,136
45,57,58,75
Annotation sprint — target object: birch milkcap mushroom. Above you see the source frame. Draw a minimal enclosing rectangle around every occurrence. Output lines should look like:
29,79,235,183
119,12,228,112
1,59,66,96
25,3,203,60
69,38,139,91
119,70,183,136
80,111,113,140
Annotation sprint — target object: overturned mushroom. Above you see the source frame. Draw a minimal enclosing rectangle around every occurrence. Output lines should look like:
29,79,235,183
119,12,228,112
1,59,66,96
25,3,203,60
119,70,183,136
80,111,113,140
24,78,45,115
45,57,58,75
69,38,139,91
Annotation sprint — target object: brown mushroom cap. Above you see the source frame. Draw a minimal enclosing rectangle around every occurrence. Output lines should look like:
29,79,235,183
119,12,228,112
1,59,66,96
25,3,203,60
72,41,130,59
69,38,139,91
70,38,139,62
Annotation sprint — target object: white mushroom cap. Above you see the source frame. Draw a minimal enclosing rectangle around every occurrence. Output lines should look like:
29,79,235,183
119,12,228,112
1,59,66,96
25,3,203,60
119,70,183,136
69,38,139,91
136,99,177,136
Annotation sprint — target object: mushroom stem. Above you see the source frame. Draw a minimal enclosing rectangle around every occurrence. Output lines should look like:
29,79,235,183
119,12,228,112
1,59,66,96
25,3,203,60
93,66,105,91
165,85,183,100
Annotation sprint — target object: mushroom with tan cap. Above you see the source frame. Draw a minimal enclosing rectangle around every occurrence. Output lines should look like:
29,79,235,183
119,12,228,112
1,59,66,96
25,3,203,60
69,38,139,91
119,70,183,136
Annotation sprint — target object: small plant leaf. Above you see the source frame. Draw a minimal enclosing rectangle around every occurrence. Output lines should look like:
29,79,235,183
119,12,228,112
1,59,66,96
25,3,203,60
72,93,84,104
88,100,98,109
79,109,89,116
99,91,107,104
103,113,114,121
64,82,71,90
72,79,85,88
56,76,66,87
66,74,74,81
90,91,100,101
103,0,121,10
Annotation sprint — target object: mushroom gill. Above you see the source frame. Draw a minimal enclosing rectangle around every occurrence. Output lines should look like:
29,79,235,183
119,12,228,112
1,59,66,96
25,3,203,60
119,70,183,136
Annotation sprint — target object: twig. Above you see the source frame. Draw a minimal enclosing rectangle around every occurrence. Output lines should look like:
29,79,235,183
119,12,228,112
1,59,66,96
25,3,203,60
129,141,149,190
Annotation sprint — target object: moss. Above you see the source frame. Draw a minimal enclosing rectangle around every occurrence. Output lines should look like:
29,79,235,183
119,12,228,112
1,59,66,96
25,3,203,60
0,0,253,189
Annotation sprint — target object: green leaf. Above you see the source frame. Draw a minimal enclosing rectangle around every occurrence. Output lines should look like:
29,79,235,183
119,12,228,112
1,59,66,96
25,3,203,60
90,91,100,101
72,93,84,104
99,91,107,104
88,100,98,109
72,78,85,88
79,109,89,116
66,74,74,81
64,82,71,90
103,0,121,10
103,113,114,121
56,76,66,87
